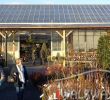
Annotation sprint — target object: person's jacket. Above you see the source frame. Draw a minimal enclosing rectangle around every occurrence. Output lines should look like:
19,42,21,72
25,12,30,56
11,65,28,87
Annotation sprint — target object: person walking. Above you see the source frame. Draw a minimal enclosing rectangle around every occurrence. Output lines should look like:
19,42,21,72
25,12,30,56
11,58,28,100
0,65,5,86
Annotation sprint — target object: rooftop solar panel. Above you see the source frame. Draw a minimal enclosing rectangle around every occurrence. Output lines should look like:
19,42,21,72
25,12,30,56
0,5,110,28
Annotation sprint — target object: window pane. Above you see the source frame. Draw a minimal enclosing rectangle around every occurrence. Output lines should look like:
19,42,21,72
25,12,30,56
52,32,62,51
94,30,101,36
73,30,78,36
73,36,78,51
79,35,85,51
94,36,100,49
87,36,93,51
79,30,85,36
87,30,93,36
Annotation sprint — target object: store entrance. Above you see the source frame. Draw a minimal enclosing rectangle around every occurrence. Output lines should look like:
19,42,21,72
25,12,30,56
20,31,51,66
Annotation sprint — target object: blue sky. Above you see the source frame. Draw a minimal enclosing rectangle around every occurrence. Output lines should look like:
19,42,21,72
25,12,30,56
0,0,110,4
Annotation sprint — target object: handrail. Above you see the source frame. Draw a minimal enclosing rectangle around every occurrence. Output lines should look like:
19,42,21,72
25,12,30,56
55,69,110,81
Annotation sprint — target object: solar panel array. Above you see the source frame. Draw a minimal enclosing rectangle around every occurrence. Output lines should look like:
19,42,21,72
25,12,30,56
0,5,110,23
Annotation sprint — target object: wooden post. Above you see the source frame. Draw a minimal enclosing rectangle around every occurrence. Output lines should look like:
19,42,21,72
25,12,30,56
51,30,52,61
5,32,7,67
0,30,8,67
12,32,16,62
0,31,6,54
63,30,66,67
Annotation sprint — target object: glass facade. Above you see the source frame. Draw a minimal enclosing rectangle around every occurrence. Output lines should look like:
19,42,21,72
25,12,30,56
1,33,20,64
73,30,107,52
51,32,62,51
0,29,108,65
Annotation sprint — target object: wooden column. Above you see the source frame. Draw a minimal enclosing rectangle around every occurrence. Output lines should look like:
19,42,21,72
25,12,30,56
12,31,17,61
63,30,66,67
51,31,53,60
5,32,7,67
0,30,17,67
0,31,6,53
0,30,9,67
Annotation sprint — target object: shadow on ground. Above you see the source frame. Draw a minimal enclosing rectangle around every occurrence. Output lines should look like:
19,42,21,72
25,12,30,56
0,81,41,100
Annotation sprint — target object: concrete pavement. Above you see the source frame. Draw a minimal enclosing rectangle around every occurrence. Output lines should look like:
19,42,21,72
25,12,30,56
0,80,41,100
0,65,45,100
0,82,40,100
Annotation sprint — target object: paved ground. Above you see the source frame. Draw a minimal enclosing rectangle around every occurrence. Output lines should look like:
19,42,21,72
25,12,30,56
0,81,41,100
0,65,45,100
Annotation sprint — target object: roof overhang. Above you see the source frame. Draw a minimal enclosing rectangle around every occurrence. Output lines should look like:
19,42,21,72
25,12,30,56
0,23,110,29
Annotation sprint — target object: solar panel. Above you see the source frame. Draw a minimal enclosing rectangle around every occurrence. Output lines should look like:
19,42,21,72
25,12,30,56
0,5,110,27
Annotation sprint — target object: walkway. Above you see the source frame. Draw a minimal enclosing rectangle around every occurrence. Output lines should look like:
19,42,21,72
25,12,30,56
0,81,41,100
0,65,45,100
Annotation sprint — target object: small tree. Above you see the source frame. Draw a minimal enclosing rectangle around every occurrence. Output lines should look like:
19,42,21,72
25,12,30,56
97,35,110,69
40,42,48,64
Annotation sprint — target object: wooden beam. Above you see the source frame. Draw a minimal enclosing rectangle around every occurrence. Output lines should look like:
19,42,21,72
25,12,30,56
8,30,17,37
0,32,6,38
66,30,73,37
56,31,63,38
8,32,12,37
0,27,110,32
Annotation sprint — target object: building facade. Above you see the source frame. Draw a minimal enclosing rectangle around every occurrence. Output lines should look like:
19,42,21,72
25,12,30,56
0,5,110,66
